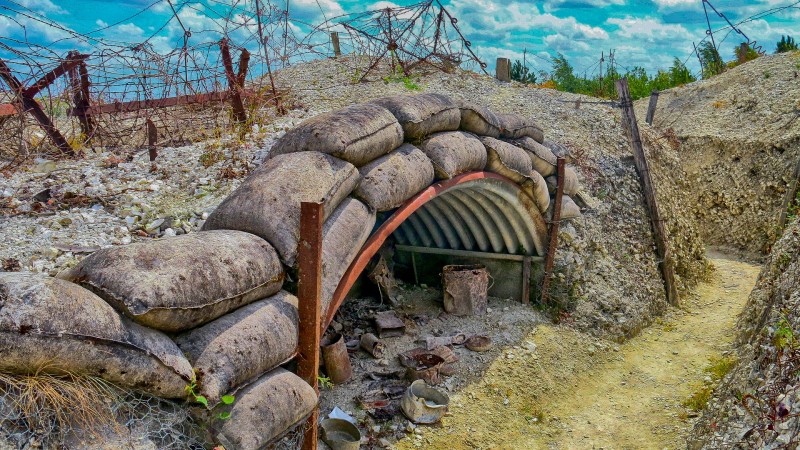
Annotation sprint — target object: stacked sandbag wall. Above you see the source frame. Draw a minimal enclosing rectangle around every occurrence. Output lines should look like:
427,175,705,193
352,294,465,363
0,93,584,448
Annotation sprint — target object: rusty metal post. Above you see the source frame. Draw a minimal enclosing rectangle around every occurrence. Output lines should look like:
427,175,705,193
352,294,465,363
146,119,158,162
617,78,679,306
0,58,73,155
298,201,323,450
645,89,659,126
540,157,566,306
331,32,341,57
219,39,247,124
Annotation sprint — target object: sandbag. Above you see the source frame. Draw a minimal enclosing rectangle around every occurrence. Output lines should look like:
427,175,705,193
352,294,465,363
354,144,435,211
0,273,192,398
268,103,403,167
498,113,544,143
509,137,557,177
542,139,569,158
419,131,487,180
58,231,284,333
372,93,461,140
212,368,317,450
459,101,502,138
546,195,581,220
545,166,580,196
523,170,550,213
481,136,533,184
176,292,298,406
322,198,376,314
203,152,360,267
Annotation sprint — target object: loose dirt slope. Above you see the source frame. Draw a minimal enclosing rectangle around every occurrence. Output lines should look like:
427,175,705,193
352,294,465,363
398,255,759,449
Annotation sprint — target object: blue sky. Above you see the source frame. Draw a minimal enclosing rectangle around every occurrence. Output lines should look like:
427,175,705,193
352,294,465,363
1,0,798,79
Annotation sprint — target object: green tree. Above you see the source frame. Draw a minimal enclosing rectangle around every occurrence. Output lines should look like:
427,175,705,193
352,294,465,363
777,35,798,53
733,43,760,64
550,53,579,92
698,41,725,79
669,58,695,86
511,59,537,84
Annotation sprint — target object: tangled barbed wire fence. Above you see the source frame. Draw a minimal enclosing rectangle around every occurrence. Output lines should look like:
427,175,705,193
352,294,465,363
0,0,486,168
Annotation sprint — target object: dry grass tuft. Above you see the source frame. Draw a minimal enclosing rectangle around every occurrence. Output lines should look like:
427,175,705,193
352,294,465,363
0,366,124,442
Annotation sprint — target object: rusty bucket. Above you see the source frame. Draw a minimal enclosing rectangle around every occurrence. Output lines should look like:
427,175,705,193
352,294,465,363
442,264,489,316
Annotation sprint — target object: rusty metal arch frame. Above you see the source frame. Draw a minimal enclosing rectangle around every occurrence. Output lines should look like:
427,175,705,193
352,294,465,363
323,171,548,331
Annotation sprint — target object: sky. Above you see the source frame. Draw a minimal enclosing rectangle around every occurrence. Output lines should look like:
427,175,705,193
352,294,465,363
1,0,799,80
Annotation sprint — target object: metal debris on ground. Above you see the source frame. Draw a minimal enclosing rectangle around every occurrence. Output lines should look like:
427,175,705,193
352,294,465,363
374,310,406,338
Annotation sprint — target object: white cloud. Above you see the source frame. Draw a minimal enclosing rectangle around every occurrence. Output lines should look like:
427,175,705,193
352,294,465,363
606,16,688,42
545,0,625,9
16,0,66,14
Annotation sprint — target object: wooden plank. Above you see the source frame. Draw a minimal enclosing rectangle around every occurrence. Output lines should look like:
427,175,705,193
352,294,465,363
616,78,679,306
645,89,659,126
522,256,532,305
540,157,566,306
297,201,323,450
395,244,544,263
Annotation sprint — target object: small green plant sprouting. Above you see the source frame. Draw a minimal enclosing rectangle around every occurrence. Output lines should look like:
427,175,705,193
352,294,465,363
318,375,334,390
776,252,793,271
217,394,235,420
185,378,208,408
773,317,796,350
763,71,771,79
382,74,421,91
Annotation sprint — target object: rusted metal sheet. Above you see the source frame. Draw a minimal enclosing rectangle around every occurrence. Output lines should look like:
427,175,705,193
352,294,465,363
66,91,241,116
297,201,323,450
0,103,17,116
374,311,405,338
323,171,548,331
540,157,566,306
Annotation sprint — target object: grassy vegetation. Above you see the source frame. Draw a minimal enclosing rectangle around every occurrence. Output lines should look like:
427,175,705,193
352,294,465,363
682,355,738,412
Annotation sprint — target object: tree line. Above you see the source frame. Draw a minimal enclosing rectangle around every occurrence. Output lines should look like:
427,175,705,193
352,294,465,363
510,35,797,100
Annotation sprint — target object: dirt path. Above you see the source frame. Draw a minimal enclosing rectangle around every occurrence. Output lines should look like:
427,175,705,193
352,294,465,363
397,255,760,449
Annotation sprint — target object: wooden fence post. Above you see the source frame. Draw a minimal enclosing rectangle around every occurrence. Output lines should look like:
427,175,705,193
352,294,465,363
146,119,158,162
540,157,566,306
331,32,341,57
645,89,659,126
616,78,679,306
219,39,248,124
496,57,511,82
297,202,324,450
67,51,94,139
